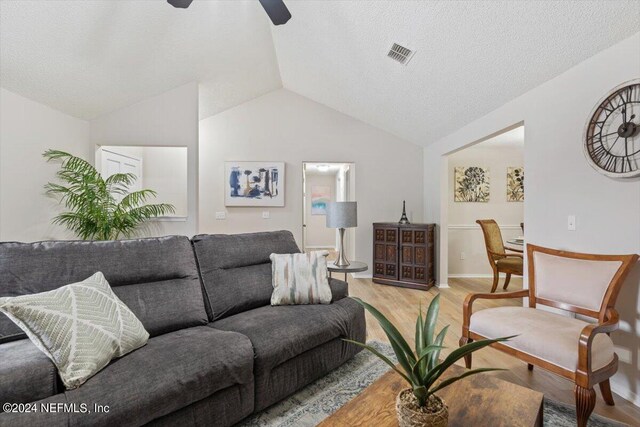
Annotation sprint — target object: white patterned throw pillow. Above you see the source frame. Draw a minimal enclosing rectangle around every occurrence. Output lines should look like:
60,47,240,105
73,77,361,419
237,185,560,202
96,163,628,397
270,251,333,305
0,272,149,389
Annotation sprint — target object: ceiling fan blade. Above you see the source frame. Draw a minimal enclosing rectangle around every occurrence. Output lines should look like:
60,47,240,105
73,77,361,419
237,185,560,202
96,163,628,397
167,0,193,8
258,0,291,25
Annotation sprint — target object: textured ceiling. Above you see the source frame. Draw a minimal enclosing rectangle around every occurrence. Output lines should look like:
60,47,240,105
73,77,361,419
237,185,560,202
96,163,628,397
271,1,640,146
0,0,282,120
1,1,638,143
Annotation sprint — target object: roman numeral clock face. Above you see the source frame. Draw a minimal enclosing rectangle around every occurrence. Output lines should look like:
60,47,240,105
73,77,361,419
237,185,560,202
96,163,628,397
584,79,640,178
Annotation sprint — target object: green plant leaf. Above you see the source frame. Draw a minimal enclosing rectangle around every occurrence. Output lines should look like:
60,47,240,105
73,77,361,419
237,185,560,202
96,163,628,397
425,336,514,389
424,294,440,346
428,325,449,372
411,344,445,382
342,339,411,384
352,298,416,364
412,385,428,407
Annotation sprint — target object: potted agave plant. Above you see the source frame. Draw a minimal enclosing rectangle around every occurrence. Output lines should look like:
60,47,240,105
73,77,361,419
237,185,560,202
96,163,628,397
345,294,510,427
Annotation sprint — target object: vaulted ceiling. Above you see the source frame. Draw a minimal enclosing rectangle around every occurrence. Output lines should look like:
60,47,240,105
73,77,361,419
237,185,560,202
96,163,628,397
1,1,638,146
0,0,281,120
272,1,640,145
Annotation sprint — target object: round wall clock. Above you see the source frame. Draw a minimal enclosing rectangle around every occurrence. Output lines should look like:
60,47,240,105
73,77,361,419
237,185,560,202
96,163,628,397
583,79,640,178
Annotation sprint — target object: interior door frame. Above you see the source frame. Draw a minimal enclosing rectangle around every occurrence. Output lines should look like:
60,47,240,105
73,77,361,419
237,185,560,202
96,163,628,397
301,161,356,256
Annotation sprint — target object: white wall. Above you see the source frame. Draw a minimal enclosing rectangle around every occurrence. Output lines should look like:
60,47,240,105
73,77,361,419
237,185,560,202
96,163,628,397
90,83,199,236
424,33,640,405
141,147,188,217
0,88,90,241
305,172,337,248
199,89,424,275
448,145,524,276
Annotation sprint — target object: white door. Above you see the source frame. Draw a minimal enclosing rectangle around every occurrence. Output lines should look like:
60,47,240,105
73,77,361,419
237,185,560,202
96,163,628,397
99,148,143,192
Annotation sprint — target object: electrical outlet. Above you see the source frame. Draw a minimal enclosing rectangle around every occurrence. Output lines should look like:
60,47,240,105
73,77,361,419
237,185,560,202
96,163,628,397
460,252,466,260
215,212,226,220
262,211,270,219
568,215,576,231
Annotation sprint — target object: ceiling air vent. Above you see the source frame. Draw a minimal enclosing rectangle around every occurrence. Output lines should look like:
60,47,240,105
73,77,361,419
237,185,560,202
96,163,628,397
387,43,414,65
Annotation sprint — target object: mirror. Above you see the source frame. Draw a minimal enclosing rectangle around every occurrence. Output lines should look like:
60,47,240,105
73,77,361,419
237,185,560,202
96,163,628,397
96,146,188,218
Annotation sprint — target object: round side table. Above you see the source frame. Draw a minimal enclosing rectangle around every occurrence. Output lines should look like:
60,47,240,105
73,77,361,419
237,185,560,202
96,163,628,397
327,261,368,284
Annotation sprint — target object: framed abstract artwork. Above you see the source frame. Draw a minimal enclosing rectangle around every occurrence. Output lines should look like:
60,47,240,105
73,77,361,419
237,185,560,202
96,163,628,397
507,167,524,202
225,161,285,207
310,185,331,215
454,166,490,202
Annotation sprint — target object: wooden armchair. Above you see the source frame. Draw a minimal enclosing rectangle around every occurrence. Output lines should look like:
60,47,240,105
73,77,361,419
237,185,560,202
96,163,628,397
460,244,638,427
476,219,523,292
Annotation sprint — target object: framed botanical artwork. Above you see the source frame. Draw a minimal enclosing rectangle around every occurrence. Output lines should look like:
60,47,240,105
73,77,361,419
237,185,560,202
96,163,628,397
310,185,331,215
454,166,490,202
224,161,285,207
507,167,524,202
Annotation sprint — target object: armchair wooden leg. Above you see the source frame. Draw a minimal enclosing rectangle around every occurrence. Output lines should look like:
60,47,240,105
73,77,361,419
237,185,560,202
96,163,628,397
503,273,512,290
599,379,615,406
575,385,596,427
527,364,534,371
459,337,473,368
490,271,499,293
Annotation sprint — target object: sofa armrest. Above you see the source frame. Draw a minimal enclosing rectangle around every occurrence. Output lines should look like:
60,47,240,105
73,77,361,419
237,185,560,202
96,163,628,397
329,278,349,302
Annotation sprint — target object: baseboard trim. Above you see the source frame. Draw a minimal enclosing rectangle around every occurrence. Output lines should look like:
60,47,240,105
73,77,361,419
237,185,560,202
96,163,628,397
351,272,372,279
611,382,640,408
448,274,509,279
437,283,450,289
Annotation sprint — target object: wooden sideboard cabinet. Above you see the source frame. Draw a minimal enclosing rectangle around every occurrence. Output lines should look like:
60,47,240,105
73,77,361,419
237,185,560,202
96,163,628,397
372,223,436,290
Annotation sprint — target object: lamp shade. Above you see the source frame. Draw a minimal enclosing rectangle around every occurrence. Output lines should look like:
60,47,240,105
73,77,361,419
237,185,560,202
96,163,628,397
326,202,357,228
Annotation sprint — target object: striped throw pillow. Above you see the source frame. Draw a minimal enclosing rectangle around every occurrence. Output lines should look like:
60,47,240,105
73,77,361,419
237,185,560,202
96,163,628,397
270,251,332,305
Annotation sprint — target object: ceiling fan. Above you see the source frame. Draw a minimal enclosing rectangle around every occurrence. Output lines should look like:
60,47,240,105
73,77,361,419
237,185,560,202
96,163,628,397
167,0,291,26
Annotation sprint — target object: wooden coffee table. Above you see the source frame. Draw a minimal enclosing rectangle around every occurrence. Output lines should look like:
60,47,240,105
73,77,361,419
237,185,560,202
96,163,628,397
318,364,543,427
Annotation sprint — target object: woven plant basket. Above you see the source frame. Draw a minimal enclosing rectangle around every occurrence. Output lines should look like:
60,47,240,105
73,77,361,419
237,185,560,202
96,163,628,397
396,388,448,427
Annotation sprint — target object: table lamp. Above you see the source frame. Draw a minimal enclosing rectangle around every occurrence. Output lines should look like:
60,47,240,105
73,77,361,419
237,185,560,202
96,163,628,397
326,201,357,267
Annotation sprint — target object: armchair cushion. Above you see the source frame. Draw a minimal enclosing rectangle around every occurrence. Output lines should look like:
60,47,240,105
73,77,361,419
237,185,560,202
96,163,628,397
495,257,523,272
470,307,614,371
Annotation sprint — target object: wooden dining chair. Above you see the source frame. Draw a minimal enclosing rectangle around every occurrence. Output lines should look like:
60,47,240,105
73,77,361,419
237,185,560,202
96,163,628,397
476,219,523,292
460,244,638,427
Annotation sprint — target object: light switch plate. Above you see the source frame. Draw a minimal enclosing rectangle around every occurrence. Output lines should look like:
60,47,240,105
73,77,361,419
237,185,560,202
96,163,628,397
215,212,226,220
568,215,576,231
262,211,270,219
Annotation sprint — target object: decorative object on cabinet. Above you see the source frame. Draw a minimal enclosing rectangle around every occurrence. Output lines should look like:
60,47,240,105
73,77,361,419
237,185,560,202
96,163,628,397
224,161,285,207
506,167,524,202
583,79,640,178
327,202,358,267
372,223,435,290
454,166,490,202
398,200,410,224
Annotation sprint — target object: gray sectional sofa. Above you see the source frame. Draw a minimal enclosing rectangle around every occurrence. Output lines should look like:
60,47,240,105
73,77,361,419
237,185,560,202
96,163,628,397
0,231,366,426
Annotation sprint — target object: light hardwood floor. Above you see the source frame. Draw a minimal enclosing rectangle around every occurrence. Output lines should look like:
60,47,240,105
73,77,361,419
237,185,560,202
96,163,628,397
348,276,640,426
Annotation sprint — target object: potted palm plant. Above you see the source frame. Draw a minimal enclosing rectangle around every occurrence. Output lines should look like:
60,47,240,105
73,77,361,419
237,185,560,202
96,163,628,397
43,149,175,240
345,294,510,427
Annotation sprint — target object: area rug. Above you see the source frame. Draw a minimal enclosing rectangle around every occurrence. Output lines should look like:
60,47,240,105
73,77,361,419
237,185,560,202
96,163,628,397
238,341,627,427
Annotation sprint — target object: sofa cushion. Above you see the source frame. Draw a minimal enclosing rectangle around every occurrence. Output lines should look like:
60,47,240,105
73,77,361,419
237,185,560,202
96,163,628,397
192,231,300,320
211,297,363,372
470,306,615,371
0,272,149,389
0,236,208,342
1,326,255,427
328,278,348,301
0,339,58,407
